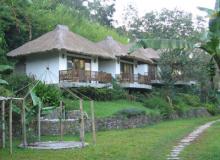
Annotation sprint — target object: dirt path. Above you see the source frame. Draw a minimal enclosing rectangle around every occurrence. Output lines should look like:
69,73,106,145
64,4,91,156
167,119,220,160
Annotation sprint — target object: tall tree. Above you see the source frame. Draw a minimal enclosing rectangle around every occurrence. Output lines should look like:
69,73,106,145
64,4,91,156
128,9,206,42
133,1,220,91
88,0,116,26
198,0,220,71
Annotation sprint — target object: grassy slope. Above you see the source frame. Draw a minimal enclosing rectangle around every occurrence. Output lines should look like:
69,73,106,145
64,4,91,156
181,121,220,160
1,117,219,160
64,99,160,118
35,4,129,44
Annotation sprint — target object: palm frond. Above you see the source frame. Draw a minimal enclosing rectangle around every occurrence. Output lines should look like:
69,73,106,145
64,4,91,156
130,39,193,52
0,79,8,85
198,7,214,17
0,65,13,73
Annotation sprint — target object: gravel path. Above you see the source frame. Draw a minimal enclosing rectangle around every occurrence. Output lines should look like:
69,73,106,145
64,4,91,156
167,119,220,160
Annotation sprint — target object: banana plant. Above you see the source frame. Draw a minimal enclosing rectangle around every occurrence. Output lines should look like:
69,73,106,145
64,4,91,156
0,64,13,85
198,0,220,70
30,89,56,117
131,0,220,71
12,88,57,127
131,0,220,91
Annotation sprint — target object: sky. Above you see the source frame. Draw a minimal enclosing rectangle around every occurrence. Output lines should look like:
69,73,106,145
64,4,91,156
113,0,216,26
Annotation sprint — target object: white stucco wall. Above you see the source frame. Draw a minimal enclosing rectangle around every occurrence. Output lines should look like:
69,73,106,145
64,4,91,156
134,65,138,75
26,53,59,84
115,62,120,75
59,53,67,71
137,64,149,75
91,57,98,72
99,59,118,77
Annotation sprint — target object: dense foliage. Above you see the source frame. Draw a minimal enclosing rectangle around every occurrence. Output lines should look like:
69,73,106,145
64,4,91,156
73,86,127,101
0,0,128,64
122,8,205,42
114,108,146,118
34,82,61,106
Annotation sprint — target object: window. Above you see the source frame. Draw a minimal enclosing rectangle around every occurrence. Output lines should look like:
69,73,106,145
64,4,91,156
120,62,134,74
67,56,91,71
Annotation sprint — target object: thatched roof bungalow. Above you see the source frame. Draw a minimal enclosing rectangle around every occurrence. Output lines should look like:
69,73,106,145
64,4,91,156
7,25,114,85
7,25,158,89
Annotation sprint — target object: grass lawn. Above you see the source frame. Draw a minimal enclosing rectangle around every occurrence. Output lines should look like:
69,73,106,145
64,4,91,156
64,99,160,118
180,120,220,160
1,116,220,160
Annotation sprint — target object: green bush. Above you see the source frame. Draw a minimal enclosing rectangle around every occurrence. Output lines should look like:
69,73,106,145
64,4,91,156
174,102,189,116
178,93,200,107
0,86,13,96
34,82,61,106
129,91,149,103
204,103,220,115
143,96,168,109
114,108,146,118
74,86,126,101
6,73,34,96
143,96,175,119
171,93,201,117
63,98,79,111
160,104,176,119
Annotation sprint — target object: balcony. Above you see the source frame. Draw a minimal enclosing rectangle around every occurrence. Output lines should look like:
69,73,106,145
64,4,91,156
59,69,112,88
116,73,151,84
116,73,152,89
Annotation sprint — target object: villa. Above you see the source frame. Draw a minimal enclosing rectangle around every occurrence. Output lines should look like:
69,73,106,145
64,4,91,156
7,25,159,89
97,36,159,89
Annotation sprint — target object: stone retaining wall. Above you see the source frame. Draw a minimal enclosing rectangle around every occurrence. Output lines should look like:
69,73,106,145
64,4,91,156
40,107,210,136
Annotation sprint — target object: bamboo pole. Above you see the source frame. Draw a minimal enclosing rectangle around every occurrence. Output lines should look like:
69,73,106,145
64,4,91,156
9,99,12,155
38,103,41,142
21,100,27,147
90,100,96,145
2,100,5,148
60,101,63,141
79,99,85,147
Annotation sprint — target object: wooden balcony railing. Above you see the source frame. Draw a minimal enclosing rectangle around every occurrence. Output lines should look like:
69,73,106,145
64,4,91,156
59,69,160,85
116,73,151,84
59,69,112,83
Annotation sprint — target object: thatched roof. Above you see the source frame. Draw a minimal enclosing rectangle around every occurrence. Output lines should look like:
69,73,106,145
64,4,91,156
143,48,160,60
96,36,127,57
97,37,156,64
124,45,154,64
7,25,113,59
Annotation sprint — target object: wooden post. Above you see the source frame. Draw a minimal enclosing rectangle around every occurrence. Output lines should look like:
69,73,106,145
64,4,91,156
60,101,64,141
21,100,27,147
90,100,96,145
2,100,5,148
38,103,41,142
9,99,13,155
79,99,85,147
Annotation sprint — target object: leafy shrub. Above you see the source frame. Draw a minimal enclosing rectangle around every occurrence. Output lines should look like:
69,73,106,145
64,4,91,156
0,86,13,96
129,91,150,103
114,108,146,118
204,103,220,115
143,96,168,109
6,73,34,96
180,93,200,107
143,96,177,119
160,104,176,119
63,98,79,111
34,82,61,106
174,102,189,116
74,86,126,101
